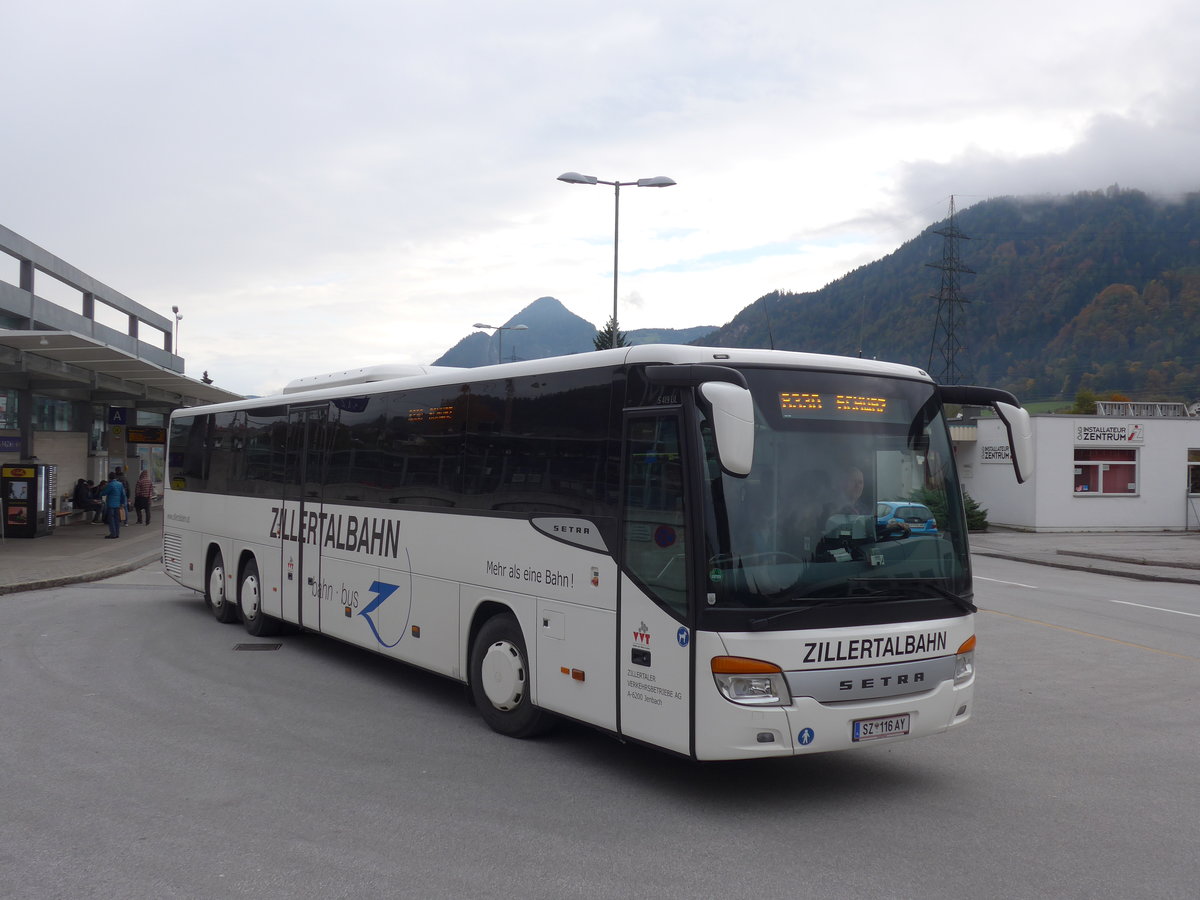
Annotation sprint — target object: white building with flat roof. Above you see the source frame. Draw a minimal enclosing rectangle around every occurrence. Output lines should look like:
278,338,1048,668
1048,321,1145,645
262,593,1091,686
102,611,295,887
957,413,1200,532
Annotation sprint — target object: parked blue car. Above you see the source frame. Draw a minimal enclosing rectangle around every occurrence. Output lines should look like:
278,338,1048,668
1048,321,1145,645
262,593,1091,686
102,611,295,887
875,501,938,534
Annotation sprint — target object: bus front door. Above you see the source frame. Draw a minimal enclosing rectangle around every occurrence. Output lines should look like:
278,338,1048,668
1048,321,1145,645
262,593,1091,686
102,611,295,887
619,412,693,756
280,405,328,630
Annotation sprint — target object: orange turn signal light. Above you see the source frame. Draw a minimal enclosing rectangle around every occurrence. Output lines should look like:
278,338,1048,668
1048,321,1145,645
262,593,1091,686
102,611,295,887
957,635,977,654
711,656,783,675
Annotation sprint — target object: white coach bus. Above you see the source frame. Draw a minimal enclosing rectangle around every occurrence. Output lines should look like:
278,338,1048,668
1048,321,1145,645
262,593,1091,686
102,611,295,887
163,345,1031,760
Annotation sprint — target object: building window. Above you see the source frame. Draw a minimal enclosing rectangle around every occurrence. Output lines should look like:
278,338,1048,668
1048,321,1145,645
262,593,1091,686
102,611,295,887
1074,447,1137,495
0,390,17,429
1188,450,1200,495
32,395,74,431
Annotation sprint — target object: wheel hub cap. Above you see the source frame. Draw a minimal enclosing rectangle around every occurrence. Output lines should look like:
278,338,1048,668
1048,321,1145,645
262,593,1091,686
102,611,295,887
480,640,525,710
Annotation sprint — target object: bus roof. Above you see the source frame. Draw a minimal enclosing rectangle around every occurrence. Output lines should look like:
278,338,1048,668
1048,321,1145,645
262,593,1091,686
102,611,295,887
171,345,934,418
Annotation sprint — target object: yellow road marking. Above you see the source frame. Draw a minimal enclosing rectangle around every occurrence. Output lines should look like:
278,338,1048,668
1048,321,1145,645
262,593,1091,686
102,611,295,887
981,608,1200,662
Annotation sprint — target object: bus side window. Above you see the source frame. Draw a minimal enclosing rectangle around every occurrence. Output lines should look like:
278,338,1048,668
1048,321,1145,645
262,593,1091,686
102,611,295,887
622,416,688,616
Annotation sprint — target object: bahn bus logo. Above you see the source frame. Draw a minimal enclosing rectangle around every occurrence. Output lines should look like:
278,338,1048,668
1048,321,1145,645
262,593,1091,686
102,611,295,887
633,622,651,645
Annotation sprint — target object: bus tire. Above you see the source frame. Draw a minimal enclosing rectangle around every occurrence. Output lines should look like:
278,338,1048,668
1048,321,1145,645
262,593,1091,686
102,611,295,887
238,557,281,637
205,550,239,624
470,613,552,738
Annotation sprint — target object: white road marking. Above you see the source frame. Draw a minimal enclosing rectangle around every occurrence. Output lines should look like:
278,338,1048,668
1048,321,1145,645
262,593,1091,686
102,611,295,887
976,575,1039,589
1108,599,1200,619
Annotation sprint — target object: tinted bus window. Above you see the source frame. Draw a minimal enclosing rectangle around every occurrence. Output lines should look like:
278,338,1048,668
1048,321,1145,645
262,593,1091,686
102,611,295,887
463,371,614,516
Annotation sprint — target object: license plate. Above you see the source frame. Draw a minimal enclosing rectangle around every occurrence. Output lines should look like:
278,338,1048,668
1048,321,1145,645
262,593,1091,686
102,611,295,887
852,713,911,741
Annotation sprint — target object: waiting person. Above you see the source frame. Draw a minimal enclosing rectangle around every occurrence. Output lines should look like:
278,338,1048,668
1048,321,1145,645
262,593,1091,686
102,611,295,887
72,478,102,521
93,478,109,524
114,466,132,516
99,471,127,539
134,469,154,525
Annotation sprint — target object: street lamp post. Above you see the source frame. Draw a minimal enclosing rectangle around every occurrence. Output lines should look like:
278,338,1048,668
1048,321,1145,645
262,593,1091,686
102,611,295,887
473,322,528,364
557,171,676,346
171,306,182,355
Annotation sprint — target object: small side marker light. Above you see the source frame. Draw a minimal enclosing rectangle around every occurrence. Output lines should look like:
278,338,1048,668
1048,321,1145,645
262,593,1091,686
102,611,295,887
411,625,421,638
571,669,585,682
756,732,775,743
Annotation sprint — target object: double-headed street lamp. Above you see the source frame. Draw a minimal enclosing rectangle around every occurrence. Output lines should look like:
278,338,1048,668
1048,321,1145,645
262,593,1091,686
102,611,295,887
557,171,676,346
473,322,528,364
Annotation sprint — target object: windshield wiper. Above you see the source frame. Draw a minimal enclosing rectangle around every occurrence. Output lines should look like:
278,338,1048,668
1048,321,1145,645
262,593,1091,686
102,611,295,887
746,595,892,631
745,578,974,631
846,577,975,614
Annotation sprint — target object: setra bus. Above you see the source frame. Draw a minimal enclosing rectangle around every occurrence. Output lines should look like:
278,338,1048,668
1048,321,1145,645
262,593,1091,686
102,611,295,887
163,345,1031,760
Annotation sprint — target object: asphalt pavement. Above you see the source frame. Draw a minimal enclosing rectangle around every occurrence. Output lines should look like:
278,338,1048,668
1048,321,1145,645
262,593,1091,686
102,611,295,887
0,514,164,596
968,528,1200,584
3,517,1199,596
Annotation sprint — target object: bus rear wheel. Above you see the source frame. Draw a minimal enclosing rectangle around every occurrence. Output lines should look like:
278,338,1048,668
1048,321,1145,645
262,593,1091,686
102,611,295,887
238,557,281,637
205,550,239,623
470,613,552,738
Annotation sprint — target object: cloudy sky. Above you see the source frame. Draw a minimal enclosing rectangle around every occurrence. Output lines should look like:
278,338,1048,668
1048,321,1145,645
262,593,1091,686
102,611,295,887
4,0,1199,396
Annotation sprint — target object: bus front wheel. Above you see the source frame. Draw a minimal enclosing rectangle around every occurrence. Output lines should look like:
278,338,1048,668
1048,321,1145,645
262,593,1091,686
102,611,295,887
205,550,239,623
470,613,552,738
238,557,281,637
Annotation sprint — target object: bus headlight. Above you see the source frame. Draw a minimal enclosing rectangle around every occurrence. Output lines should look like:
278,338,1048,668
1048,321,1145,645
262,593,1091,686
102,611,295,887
954,635,976,686
711,656,791,706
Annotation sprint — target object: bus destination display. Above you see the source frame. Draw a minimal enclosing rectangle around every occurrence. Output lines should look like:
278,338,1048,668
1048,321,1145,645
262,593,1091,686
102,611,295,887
780,391,888,419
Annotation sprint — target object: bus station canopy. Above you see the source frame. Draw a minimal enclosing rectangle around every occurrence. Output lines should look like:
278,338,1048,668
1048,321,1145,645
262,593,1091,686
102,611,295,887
0,329,241,408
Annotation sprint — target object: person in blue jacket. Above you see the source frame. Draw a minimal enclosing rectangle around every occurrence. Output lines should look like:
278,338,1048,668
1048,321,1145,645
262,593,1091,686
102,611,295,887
99,471,127,539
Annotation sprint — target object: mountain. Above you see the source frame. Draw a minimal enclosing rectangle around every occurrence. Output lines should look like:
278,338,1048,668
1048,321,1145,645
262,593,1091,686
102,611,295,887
433,296,717,366
695,187,1200,403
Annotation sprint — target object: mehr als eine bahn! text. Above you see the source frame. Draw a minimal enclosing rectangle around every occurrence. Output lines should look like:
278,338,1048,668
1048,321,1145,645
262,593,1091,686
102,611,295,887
163,345,1031,760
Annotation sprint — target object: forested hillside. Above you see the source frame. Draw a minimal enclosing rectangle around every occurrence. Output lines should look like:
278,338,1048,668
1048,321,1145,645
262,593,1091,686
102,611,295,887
698,188,1200,402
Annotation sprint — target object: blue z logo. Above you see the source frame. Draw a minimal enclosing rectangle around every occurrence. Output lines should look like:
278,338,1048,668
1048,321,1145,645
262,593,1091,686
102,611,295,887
358,581,403,648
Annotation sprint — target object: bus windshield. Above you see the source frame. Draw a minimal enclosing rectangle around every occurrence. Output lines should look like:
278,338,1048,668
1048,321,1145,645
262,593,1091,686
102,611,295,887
700,368,970,628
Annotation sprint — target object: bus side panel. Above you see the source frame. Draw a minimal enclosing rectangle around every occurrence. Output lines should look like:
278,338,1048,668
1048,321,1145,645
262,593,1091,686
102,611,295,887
164,525,206,593
165,491,271,598
535,600,616,729
312,555,461,680
618,576,691,756
253,538,286,622
314,557,386,645
396,575,460,677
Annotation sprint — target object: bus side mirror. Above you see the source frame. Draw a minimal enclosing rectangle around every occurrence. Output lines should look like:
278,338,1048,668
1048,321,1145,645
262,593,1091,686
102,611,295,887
994,401,1034,484
699,381,754,476
938,384,1034,484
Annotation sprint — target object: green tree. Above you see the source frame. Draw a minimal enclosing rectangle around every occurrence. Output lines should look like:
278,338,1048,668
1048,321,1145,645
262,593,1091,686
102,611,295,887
910,487,988,532
593,315,629,350
962,490,989,532
1070,389,1098,414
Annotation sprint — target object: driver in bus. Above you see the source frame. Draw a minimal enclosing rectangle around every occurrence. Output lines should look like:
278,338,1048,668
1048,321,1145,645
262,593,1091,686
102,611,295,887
835,465,870,515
